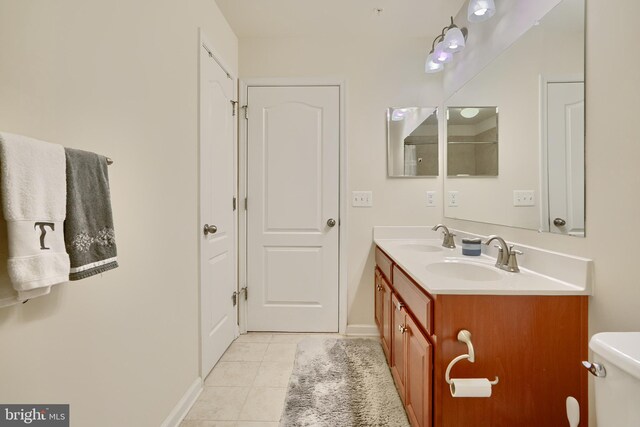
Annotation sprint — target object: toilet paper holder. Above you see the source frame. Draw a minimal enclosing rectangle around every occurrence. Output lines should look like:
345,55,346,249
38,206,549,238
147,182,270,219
445,329,499,385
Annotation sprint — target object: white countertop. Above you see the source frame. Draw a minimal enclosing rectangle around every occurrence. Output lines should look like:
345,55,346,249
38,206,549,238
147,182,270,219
374,227,593,296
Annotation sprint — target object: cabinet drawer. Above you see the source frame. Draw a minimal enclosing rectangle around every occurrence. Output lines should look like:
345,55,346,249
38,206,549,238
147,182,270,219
375,246,393,282
392,265,433,335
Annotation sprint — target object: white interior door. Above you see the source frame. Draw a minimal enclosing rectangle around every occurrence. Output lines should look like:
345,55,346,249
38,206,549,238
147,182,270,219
200,42,237,378
547,81,585,236
246,86,339,332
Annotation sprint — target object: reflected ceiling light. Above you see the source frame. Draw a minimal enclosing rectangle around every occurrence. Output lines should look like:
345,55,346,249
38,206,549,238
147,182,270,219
391,108,408,121
467,0,496,23
424,17,467,74
460,108,480,118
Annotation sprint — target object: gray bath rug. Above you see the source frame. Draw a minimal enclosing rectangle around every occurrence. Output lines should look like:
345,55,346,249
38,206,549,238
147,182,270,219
280,338,410,427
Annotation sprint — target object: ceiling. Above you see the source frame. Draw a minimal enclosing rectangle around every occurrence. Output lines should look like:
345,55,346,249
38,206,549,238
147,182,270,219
215,0,467,38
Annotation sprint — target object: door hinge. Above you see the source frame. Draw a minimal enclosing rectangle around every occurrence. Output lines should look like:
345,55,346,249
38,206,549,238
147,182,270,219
240,286,248,301
244,197,247,211
233,197,237,211
231,100,238,116
242,105,248,120
232,291,238,307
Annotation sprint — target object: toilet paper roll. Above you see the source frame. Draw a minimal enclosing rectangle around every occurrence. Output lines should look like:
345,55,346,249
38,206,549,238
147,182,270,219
449,378,493,398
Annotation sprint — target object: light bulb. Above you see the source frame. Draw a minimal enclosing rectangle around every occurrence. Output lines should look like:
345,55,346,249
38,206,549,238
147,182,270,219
467,0,496,23
433,41,453,64
443,27,466,53
425,53,443,74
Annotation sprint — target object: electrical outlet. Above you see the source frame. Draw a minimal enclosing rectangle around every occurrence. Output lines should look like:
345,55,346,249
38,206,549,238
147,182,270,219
513,190,535,207
426,191,436,207
352,191,373,207
448,191,459,207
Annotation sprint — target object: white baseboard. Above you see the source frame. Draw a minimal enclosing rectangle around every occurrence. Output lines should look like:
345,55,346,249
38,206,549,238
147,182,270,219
345,324,379,337
160,377,203,427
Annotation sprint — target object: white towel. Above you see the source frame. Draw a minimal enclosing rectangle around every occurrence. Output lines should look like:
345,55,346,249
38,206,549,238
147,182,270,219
0,132,70,300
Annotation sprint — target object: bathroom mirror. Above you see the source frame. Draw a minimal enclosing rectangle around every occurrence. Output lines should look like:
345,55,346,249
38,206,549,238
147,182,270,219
387,107,438,177
447,107,498,176
443,0,585,236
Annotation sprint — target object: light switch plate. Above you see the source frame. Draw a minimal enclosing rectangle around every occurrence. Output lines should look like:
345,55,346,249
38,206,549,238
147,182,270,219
448,191,459,207
513,190,535,207
352,191,373,207
426,191,436,207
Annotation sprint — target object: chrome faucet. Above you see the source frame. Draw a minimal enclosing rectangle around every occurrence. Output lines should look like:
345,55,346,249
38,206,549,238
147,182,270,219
432,224,456,249
483,235,523,272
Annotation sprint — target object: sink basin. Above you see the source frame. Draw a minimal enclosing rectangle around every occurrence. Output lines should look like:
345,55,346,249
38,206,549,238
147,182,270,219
396,243,442,253
425,261,503,282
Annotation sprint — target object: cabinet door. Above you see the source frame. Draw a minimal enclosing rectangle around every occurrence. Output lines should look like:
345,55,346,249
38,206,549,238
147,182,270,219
405,314,432,427
374,268,383,332
391,295,407,403
381,277,392,363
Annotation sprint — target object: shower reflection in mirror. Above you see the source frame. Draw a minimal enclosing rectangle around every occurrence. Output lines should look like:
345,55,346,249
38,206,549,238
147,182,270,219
387,107,439,177
446,107,498,177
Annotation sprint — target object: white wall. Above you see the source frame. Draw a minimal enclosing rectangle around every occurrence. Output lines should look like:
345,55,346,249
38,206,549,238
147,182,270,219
0,1,237,426
239,36,443,327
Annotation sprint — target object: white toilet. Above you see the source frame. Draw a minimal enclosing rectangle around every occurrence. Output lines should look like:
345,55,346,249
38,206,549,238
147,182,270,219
588,332,640,427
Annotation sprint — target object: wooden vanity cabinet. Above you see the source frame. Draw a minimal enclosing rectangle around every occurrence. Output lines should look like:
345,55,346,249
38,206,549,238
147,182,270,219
390,294,407,403
374,268,383,329
381,279,392,363
376,247,434,427
374,266,392,363
374,245,588,427
405,313,432,427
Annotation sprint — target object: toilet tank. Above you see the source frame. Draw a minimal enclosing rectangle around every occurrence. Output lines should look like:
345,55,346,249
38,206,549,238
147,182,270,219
589,332,640,427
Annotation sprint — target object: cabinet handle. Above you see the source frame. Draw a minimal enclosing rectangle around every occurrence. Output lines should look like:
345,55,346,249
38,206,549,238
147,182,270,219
376,285,383,291
398,324,407,333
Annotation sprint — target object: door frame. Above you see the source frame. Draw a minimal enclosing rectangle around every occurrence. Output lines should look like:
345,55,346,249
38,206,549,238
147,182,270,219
238,78,348,334
538,73,584,234
198,29,239,379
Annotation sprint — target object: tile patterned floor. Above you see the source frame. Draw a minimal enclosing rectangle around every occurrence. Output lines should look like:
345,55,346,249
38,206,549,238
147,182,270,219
180,333,333,427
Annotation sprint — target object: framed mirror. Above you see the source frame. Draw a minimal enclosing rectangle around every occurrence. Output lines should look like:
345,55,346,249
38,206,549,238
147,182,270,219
447,107,498,177
443,0,584,236
387,107,438,177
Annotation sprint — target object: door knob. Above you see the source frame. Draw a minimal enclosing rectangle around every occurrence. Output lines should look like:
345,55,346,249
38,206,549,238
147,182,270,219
203,224,218,235
553,218,567,226
327,218,336,227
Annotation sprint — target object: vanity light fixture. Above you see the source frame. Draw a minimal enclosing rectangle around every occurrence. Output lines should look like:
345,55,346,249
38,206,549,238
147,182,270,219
443,26,466,53
467,0,496,23
424,17,467,74
425,53,444,74
433,38,453,64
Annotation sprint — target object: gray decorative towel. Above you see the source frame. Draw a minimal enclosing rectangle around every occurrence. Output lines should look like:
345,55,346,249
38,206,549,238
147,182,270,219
64,148,118,280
